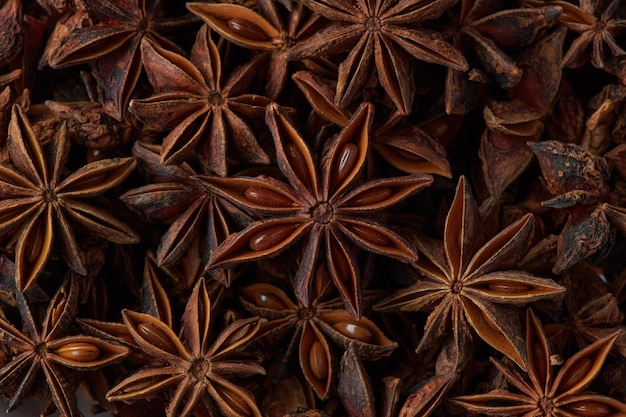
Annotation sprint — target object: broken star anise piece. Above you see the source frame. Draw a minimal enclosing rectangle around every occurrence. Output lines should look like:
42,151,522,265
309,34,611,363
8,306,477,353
197,102,432,317
0,105,138,290
0,275,128,417
106,277,266,417
129,25,271,176
452,308,626,417
376,176,564,371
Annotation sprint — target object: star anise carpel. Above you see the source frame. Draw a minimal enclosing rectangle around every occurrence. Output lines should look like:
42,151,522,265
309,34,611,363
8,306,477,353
289,0,469,115
0,275,128,417
196,102,432,317
106,277,266,417
376,176,565,371
452,308,626,417
0,104,138,291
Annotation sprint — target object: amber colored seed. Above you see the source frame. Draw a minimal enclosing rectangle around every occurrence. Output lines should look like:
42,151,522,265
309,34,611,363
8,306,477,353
226,18,270,41
331,143,359,189
284,143,311,189
348,223,390,246
137,322,178,355
55,342,100,362
221,387,251,416
328,239,352,282
532,341,547,383
255,292,289,310
487,281,532,293
566,401,611,417
248,224,296,251
244,187,293,207
347,187,393,206
309,340,328,380
332,321,373,343
559,357,593,392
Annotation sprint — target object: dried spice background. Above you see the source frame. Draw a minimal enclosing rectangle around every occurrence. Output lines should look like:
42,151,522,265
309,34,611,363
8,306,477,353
2,0,626,416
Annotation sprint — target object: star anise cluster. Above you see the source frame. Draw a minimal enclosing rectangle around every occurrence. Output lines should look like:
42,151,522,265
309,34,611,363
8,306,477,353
2,0,626,416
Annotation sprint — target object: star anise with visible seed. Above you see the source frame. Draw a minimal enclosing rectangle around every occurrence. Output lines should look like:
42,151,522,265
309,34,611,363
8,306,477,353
106,277,266,417
197,102,432,317
376,176,564,371
0,275,128,417
0,105,138,290
47,0,190,120
129,25,272,176
452,308,626,417
239,265,396,399
290,0,468,115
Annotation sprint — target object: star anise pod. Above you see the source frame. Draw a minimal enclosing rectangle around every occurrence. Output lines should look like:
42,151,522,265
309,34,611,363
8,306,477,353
106,277,266,417
376,176,564,371
47,0,189,120
121,141,253,286
239,265,396,399
290,0,468,115
186,0,326,99
452,308,626,417
129,25,272,176
0,275,128,417
0,0,22,68
0,105,138,290
527,0,626,69
197,102,432,317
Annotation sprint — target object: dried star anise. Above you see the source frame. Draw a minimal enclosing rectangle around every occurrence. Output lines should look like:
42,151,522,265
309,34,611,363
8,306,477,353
376,176,564,371
0,275,128,417
452,308,626,417
106,278,266,417
0,105,138,290
197,102,432,317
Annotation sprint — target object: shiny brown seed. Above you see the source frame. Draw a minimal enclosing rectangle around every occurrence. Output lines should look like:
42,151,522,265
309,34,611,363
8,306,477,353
248,224,296,251
347,223,390,246
328,238,352,282
226,18,270,41
309,340,328,380
284,143,311,189
331,143,359,189
487,281,532,293
532,341,547,384
332,321,373,343
254,292,289,310
55,342,100,362
346,187,393,206
221,386,251,415
244,187,294,207
559,357,592,392
566,401,611,417
137,322,178,355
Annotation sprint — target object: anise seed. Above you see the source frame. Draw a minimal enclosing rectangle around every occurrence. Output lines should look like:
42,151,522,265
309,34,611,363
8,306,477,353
331,143,359,189
566,401,611,417
284,143,311,188
487,282,532,293
226,18,270,41
255,292,289,310
248,224,296,251
559,357,593,392
137,322,178,355
55,342,100,362
244,187,293,207
347,223,390,246
347,187,393,206
309,340,328,380
332,321,373,343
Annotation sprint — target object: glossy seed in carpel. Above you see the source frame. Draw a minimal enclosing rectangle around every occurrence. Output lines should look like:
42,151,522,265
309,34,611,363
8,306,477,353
487,281,532,293
347,223,389,246
55,342,100,362
284,143,311,189
347,187,393,207
244,187,293,207
331,143,359,189
137,322,178,355
332,321,373,343
255,291,289,310
309,340,328,380
226,18,270,41
566,401,611,417
559,357,593,392
248,224,296,251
